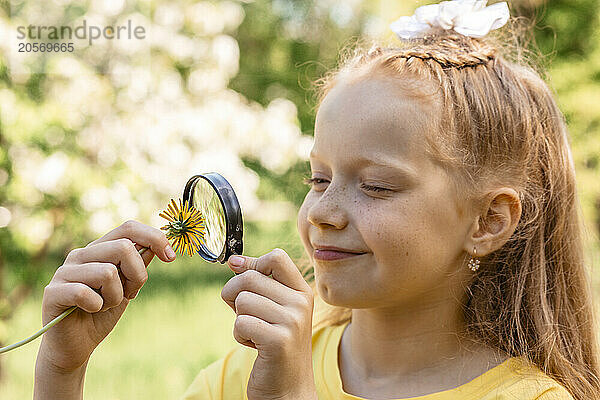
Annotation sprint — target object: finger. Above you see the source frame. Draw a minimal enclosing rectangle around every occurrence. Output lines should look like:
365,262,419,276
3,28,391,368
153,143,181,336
227,249,309,293
86,220,176,263
233,314,279,350
221,269,298,312
57,263,125,311
47,282,104,314
66,239,148,299
233,290,288,325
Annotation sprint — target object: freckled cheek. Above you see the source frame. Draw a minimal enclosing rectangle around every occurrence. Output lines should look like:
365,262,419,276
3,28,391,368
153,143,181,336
361,205,430,272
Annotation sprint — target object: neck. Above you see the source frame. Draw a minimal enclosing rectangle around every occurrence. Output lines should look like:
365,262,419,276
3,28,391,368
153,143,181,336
345,288,472,379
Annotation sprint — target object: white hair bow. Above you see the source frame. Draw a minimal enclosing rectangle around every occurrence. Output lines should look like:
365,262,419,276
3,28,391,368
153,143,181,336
390,0,510,39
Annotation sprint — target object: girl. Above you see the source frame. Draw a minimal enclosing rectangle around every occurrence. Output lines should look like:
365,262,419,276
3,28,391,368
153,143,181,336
34,5,599,400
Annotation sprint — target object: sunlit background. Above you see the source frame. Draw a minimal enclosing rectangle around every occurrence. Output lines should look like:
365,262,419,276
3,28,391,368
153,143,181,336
0,0,599,398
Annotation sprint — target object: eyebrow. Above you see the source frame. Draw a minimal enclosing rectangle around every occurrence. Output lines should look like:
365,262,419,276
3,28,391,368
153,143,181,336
309,152,418,179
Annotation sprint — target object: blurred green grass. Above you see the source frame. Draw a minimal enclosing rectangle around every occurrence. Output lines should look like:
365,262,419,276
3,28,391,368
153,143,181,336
3,281,236,399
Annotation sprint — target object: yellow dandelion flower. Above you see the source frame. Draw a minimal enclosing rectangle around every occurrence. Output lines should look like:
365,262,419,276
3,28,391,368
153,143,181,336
159,198,206,257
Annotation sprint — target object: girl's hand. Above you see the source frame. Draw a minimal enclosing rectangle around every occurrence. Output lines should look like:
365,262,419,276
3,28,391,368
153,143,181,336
221,249,318,400
37,220,176,373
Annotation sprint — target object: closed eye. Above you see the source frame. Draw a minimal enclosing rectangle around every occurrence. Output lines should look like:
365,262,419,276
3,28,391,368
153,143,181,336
360,183,393,193
303,177,329,187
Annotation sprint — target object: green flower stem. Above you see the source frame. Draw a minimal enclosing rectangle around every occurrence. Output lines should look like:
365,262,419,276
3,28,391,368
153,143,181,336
0,247,149,355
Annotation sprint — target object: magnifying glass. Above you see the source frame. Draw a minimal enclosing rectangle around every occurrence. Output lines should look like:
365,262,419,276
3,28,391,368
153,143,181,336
183,172,243,263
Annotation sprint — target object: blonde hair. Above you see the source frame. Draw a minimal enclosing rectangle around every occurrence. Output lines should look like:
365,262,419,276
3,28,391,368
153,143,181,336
300,21,600,400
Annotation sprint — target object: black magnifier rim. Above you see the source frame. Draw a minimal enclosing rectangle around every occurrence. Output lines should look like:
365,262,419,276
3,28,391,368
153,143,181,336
183,173,243,263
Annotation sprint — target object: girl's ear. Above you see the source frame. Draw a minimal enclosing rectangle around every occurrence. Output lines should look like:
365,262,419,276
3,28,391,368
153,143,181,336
467,188,522,256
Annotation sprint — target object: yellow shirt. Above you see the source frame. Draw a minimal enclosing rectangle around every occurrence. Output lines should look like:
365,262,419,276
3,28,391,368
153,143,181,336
180,320,573,400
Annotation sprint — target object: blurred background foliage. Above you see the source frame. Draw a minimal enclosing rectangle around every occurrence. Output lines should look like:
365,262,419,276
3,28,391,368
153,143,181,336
0,0,599,398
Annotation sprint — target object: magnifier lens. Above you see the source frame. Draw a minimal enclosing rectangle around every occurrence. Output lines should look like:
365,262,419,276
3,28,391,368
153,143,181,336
184,172,243,263
192,179,226,259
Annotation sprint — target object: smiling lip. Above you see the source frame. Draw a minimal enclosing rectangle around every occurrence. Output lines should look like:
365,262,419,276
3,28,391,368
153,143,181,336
313,245,367,261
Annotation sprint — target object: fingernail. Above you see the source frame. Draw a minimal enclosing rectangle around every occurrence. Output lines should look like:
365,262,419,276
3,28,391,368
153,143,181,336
165,245,176,261
229,256,245,269
128,290,139,300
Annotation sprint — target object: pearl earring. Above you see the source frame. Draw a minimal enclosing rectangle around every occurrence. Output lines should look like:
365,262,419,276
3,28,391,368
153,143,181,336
468,247,480,272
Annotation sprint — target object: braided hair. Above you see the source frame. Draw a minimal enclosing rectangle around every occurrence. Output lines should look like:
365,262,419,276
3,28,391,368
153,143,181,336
370,33,497,69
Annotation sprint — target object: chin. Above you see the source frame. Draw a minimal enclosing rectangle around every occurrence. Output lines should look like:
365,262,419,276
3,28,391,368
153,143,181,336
316,278,372,309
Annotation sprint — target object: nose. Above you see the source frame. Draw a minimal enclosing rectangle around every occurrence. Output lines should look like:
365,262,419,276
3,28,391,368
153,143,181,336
306,183,349,230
